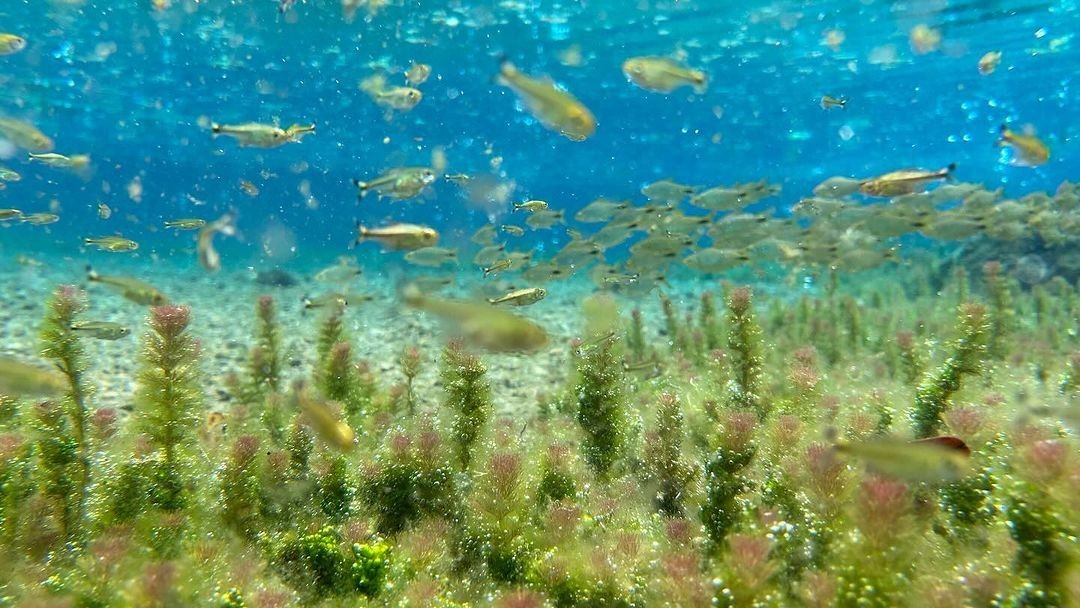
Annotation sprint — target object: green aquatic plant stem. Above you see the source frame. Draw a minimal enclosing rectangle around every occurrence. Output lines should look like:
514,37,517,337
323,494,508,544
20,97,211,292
440,341,492,470
31,401,79,544
645,392,695,517
252,295,283,394
135,305,202,510
983,261,1015,360
701,412,755,549
38,285,92,542
573,334,627,479
626,308,647,363
398,345,422,415
726,286,766,419
1006,483,1071,606
910,303,989,438
700,291,722,352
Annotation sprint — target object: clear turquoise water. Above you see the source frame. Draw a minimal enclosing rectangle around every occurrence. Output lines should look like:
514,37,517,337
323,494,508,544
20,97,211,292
0,0,1076,272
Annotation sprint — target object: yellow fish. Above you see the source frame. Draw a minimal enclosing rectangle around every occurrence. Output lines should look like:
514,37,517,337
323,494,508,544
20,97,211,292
0,357,67,398
0,117,54,153
211,122,294,148
622,56,707,94
84,236,139,252
859,164,955,197
997,124,1049,167
496,58,595,141
402,284,548,353
353,222,439,250
29,152,91,172
0,34,27,55
87,265,168,305
294,382,356,451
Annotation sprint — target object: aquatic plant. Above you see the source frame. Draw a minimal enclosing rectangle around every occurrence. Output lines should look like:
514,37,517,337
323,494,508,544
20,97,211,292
643,392,695,517
895,330,924,386
270,525,390,603
572,334,627,479
1005,484,1070,606
30,400,80,545
133,304,202,511
440,340,492,470
220,435,264,538
359,431,456,535
910,303,990,437
699,291,723,352
726,286,766,418
625,308,647,364
701,411,756,549
249,295,283,396
316,454,355,521
37,285,92,542
983,261,1016,360
398,345,423,415
315,304,346,366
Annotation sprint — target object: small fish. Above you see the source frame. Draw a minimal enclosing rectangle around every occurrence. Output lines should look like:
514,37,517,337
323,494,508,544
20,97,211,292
0,357,67,398
353,167,436,200
405,62,432,86
489,287,546,307
404,246,458,268
360,74,423,111
16,254,42,268
302,293,348,310
513,200,549,212
28,152,91,171
0,118,54,153
820,95,847,110
471,224,497,245
97,203,112,220
20,212,59,225
87,265,169,306
473,243,507,267
812,176,863,198
500,224,525,237
164,218,207,230
642,179,696,202
314,258,362,283
525,209,565,230
412,275,454,292
0,208,21,221
353,222,438,250
402,284,548,353
622,56,707,94
0,33,27,55
834,435,971,482
201,411,228,441
978,51,1002,75
575,198,629,223
84,236,138,252
445,173,472,185
997,125,1049,167
197,213,236,272
683,248,750,273
0,166,22,182
859,164,956,197
294,381,356,451
211,122,295,148
70,321,130,340
239,179,260,197
496,58,596,141
278,0,297,14
483,259,512,277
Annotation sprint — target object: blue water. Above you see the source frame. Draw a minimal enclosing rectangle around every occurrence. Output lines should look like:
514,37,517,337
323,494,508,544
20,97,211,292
0,0,1076,271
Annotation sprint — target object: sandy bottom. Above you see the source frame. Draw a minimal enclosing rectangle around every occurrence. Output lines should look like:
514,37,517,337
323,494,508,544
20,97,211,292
0,256,717,418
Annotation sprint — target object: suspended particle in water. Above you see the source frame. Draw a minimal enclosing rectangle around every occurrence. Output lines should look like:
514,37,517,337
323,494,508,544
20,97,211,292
823,29,845,51
838,125,854,141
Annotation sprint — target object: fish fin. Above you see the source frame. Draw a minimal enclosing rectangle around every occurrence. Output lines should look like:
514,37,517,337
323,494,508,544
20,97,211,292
495,54,515,85
210,122,222,135
350,220,364,249
85,264,99,282
487,298,497,304
942,163,958,181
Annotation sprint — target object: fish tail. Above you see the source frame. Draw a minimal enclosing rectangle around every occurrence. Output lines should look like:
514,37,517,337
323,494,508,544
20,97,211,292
85,264,100,282
401,283,424,307
487,298,497,304
495,54,515,85
352,178,369,198
351,220,367,249
942,163,957,181
211,122,222,135
692,71,708,94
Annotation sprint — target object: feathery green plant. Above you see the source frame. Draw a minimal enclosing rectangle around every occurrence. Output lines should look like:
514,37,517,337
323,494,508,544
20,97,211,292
726,286,766,419
440,340,492,470
910,303,989,438
134,304,202,511
38,285,92,542
572,333,627,479
644,392,695,517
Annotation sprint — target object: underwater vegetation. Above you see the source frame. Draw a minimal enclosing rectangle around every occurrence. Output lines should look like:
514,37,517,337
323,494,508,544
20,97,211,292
1,264,1078,608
